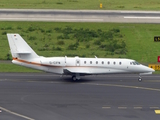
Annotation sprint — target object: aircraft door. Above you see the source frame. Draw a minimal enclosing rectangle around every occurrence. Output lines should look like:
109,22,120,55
65,56,67,66
76,59,80,66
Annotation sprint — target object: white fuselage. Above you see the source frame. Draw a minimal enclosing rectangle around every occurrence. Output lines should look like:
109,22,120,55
12,56,154,75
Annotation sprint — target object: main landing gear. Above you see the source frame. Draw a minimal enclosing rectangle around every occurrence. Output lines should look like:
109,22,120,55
72,74,80,81
72,75,77,81
138,76,142,82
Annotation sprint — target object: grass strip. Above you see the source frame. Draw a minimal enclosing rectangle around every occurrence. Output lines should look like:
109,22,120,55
0,63,41,72
0,0,160,10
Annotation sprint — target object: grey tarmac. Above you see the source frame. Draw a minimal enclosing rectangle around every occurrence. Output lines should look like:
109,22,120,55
0,9,160,23
0,73,160,120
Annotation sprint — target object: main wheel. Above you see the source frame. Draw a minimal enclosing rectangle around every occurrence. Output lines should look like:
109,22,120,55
72,76,77,81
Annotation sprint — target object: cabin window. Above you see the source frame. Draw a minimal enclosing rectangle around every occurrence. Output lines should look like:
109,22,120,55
84,61,86,64
130,62,132,65
119,62,122,65
102,61,104,64
90,61,92,64
113,62,116,65
96,61,98,64
108,61,110,64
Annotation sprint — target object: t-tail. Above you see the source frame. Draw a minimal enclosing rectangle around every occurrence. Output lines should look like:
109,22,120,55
7,34,42,70
7,34,39,60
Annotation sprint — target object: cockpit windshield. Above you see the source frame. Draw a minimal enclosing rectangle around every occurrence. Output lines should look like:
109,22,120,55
130,61,140,65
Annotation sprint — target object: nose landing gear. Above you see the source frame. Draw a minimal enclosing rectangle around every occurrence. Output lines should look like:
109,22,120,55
138,76,142,82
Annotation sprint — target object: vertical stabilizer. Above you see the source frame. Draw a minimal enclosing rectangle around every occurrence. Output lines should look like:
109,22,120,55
7,34,39,60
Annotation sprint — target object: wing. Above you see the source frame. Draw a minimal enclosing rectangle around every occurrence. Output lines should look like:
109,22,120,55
63,69,91,76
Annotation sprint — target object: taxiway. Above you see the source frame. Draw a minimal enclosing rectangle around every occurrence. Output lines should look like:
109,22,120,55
0,73,160,120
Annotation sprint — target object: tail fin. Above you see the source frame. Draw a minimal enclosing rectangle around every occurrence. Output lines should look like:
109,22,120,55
7,34,39,60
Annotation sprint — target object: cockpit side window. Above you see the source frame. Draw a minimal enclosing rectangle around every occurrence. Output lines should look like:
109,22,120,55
132,62,136,65
135,61,140,65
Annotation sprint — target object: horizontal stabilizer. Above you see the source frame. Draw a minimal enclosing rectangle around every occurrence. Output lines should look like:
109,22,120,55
14,51,31,54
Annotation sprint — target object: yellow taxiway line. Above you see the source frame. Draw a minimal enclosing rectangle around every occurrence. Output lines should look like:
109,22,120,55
155,110,160,114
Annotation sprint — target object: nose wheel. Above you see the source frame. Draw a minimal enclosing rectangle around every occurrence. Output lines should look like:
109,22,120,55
138,76,142,82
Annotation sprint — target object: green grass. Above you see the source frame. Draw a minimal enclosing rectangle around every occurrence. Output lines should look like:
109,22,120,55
0,21,160,72
0,21,127,61
0,0,160,10
0,63,41,72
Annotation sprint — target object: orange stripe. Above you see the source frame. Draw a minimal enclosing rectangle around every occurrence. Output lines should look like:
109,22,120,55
12,57,110,68
13,58,40,66
12,57,62,68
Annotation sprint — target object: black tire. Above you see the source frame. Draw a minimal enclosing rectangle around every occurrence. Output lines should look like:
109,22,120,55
72,76,77,81
138,78,142,82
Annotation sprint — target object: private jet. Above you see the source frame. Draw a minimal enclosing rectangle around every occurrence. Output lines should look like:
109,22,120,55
7,34,155,81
